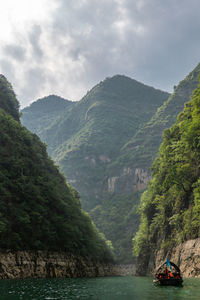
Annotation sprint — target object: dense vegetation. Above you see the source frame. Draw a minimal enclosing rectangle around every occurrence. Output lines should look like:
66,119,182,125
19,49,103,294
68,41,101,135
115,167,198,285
0,76,113,262
22,75,169,262
119,63,200,168
133,78,200,265
91,192,142,262
0,75,20,121
22,95,74,141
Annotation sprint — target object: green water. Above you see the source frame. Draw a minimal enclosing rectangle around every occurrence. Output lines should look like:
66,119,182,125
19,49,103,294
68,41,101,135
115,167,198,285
0,276,199,300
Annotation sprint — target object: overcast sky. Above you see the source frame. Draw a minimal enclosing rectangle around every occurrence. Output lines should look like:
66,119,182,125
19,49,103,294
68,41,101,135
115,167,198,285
1,0,200,107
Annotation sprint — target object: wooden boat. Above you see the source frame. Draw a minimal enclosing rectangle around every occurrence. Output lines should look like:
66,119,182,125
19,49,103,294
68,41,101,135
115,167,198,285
153,260,183,286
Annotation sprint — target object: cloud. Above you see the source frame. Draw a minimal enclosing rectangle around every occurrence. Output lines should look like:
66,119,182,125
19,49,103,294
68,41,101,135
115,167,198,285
1,0,200,107
48,0,200,91
0,60,16,84
3,45,26,61
28,25,43,60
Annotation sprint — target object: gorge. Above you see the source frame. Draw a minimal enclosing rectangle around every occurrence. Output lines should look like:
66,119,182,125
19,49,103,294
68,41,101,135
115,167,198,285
1,63,200,278
22,63,200,266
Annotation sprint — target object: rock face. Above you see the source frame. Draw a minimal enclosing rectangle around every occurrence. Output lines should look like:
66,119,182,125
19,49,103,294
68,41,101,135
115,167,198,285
108,167,151,194
150,238,200,277
0,250,135,279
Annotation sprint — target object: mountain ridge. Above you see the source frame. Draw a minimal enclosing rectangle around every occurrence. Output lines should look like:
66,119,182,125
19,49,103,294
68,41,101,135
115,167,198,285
116,63,200,169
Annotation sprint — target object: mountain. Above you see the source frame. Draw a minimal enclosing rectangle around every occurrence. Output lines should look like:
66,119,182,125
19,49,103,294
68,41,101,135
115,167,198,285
87,66,200,262
0,75,112,262
118,63,200,168
22,95,74,141
134,68,200,274
21,75,170,262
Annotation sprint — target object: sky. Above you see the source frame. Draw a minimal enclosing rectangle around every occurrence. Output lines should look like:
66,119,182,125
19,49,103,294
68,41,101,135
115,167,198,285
1,0,200,108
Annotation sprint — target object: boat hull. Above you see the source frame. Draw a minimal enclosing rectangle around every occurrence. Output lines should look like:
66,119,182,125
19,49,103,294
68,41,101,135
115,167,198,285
153,278,183,286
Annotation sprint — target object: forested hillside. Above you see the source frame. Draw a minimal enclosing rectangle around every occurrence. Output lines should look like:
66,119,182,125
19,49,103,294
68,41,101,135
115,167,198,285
92,65,200,262
134,77,200,272
22,95,74,141
0,75,20,121
22,75,169,262
0,75,112,262
119,63,200,168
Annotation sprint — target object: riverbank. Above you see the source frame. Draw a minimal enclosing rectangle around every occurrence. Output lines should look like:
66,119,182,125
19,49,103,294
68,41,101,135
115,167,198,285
0,250,135,279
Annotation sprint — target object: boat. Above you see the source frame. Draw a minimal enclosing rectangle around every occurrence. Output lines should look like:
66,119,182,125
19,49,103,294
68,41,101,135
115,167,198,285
153,259,183,286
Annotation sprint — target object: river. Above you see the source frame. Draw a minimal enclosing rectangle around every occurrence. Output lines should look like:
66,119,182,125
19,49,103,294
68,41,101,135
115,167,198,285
0,276,200,300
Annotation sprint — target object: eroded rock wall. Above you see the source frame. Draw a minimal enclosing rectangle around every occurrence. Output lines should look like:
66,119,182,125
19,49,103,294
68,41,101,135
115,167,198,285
0,250,111,279
0,250,136,279
108,167,151,194
152,238,200,277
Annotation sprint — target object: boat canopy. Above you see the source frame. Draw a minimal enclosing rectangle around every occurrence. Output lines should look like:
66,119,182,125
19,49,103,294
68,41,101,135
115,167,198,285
155,261,181,274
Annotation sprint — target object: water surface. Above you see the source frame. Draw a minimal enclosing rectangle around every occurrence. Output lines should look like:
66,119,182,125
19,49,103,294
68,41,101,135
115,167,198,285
0,276,199,300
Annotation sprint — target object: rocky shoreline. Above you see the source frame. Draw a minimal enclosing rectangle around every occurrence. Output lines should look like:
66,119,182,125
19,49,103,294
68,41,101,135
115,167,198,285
0,250,135,279
138,237,200,278
153,238,200,278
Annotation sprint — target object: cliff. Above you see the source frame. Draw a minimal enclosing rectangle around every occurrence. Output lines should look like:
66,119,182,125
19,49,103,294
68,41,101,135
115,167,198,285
152,238,200,278
0,250,135,279
107,167,151,194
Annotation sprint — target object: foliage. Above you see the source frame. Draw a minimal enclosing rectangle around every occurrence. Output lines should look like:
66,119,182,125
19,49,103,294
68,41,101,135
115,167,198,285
90,192,141,263
0,75,20,120
133,78,200,259
22,95,74,139
120,63,200,169
0,83,113,262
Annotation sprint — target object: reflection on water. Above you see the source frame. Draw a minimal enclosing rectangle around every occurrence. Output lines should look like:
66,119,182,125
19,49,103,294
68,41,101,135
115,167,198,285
0,276,200,300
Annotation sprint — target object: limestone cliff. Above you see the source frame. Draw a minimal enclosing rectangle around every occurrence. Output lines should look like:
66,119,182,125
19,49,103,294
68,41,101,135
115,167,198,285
0,250,135,279
145,238,200,278
108,167,151,194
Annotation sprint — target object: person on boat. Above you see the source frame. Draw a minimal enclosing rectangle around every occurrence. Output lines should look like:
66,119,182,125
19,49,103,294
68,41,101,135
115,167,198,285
163,265,169,277
163,265,174,278
168,271,174,278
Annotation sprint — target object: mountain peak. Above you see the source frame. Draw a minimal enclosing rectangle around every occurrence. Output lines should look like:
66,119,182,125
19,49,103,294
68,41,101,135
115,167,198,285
83,74,170,108
23,95,73,114
101,74,145,87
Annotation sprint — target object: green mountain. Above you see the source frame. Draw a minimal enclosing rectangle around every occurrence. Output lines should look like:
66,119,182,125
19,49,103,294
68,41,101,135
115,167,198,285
134,70,200,274
119,63,200,168
88,66,200,262
22,95,74,142
0,75,112,262
22,75,170,262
